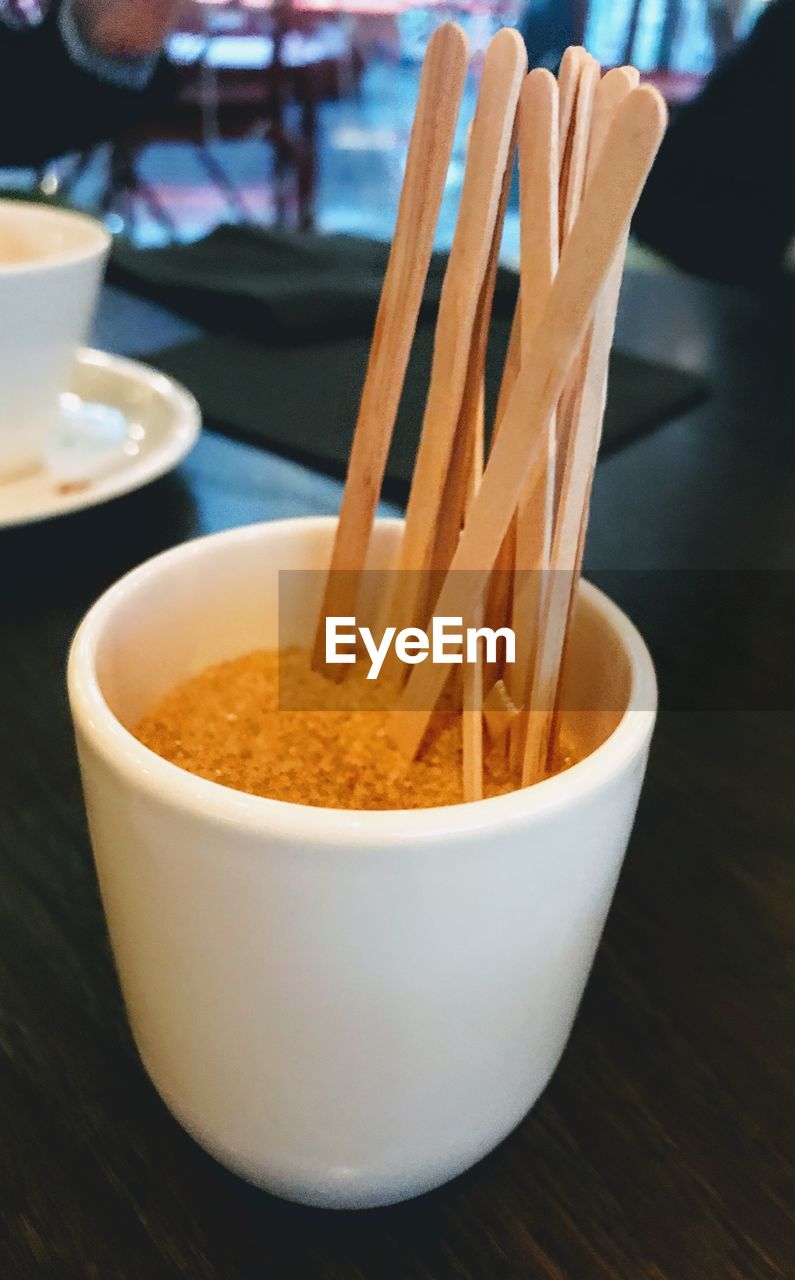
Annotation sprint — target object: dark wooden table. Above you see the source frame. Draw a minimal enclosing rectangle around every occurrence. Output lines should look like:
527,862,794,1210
1,268,793,1278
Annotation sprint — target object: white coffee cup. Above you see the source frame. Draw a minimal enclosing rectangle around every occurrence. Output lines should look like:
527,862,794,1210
0,200,110,480
68,517,656,1210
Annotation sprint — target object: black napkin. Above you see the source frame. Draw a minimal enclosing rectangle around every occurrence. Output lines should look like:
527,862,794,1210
109,225,709,499
150,327,707,504
110,224,520,343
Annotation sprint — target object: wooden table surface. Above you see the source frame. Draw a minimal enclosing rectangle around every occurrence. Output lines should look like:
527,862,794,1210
1,268,793,1278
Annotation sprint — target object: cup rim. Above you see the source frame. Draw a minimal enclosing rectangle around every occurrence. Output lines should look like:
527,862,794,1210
0,200,110,274
68,517,657,846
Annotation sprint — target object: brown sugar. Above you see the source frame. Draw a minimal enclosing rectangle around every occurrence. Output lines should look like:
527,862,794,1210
133,648,584,810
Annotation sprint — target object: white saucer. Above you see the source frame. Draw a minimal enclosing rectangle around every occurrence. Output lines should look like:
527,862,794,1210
0,348,201,527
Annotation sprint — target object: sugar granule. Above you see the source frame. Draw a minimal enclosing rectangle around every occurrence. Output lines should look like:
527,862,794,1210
133,648,583,810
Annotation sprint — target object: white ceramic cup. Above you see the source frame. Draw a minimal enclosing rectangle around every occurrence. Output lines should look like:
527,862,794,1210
68,517,656,1210
0,200,110,480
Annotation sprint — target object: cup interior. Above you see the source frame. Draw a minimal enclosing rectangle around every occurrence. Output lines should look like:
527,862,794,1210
85,519,648,787
0,201,109,272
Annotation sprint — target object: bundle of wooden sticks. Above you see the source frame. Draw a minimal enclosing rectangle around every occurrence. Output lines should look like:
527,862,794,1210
311,24,667,800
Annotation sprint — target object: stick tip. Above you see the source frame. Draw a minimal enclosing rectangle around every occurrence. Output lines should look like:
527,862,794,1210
593,66,642,128
614,65,641,88
560,45,588,74
519,66,559,137
427,19,469,62
485,25,529,75
523,66,558,97
627,82,669,139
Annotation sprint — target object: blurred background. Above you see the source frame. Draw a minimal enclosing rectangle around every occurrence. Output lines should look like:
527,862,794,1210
0,0,773,253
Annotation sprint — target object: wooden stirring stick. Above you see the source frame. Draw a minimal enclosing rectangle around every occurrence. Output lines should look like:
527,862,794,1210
509,49,599,770
428,298,486,799
522,67,649,786
461,385,485,803
389,85,667,760
420,334,485,799
497,51,594,745
463,44,593,677
505,69,559,768
554,50,600,507
587,66,640,178
423,123,516,584
423,126,515,800
424,229,491,801
457,132,516,802
559,52,599,246
557,46,589,230
480,303,519,692
557,47,587,156
382,28,527,659
565,64,640,565
310,23,468,674
564,65,639,576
